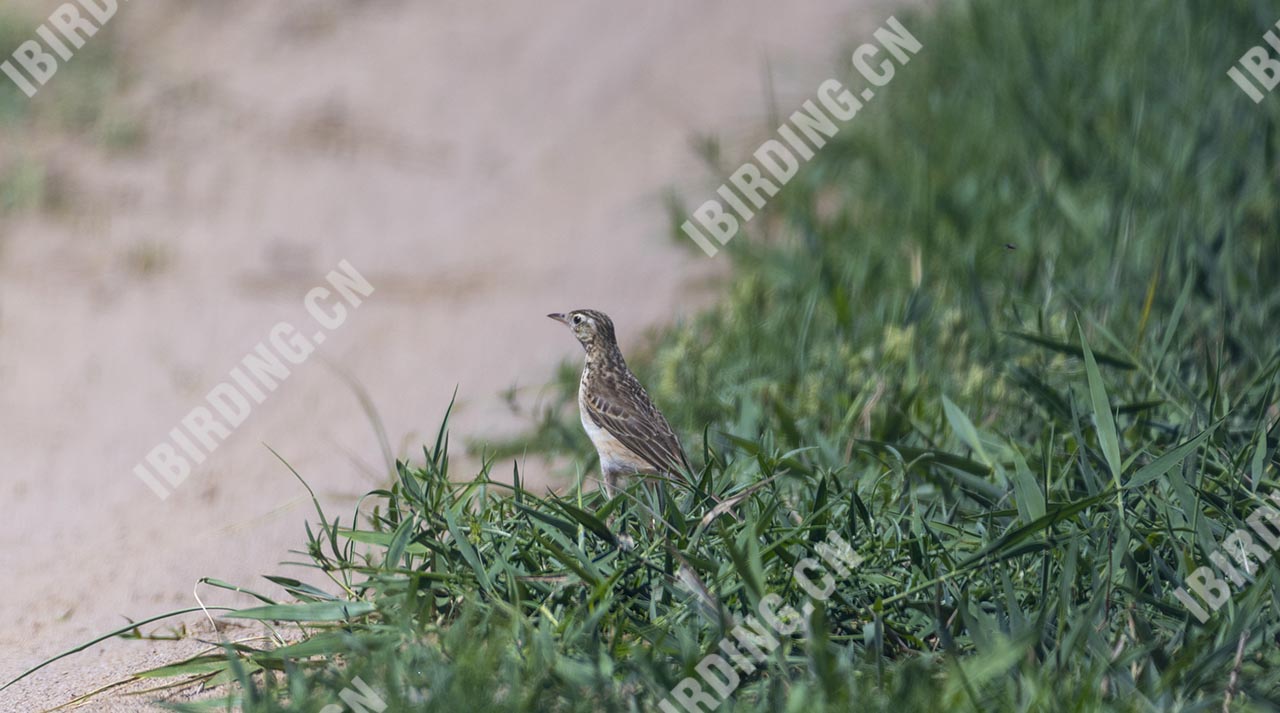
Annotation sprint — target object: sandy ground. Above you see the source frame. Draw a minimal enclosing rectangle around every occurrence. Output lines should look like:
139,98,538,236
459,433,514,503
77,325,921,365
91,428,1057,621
0,0,898,709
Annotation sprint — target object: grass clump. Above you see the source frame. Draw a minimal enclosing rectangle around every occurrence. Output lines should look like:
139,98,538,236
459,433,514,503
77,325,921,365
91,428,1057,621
11,0,1280,710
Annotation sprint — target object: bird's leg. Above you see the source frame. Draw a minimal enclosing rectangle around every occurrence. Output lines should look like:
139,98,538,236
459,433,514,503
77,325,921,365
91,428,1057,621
603,468,636,551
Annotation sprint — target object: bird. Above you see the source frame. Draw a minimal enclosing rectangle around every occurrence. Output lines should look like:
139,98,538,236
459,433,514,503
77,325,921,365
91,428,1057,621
547,309,692,497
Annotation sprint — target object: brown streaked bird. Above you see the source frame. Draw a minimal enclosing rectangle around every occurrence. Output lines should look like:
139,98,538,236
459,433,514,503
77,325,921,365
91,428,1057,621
548,309,691,496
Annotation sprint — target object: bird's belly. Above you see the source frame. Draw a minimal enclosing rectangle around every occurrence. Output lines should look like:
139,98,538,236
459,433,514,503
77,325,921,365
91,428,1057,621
581,413,647,472
579,382,648,475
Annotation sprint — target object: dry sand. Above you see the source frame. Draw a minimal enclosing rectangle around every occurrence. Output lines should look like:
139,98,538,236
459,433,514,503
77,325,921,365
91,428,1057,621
0,0,898,708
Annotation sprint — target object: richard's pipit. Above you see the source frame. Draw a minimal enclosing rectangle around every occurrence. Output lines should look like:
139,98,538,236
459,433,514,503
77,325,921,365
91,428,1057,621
548,309,691,496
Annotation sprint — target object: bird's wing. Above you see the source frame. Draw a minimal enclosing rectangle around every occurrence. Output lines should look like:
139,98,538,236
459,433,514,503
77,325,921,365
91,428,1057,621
583,371,691,481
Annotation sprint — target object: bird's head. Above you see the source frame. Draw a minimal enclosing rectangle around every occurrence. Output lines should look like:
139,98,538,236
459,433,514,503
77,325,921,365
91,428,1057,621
548,309,617,352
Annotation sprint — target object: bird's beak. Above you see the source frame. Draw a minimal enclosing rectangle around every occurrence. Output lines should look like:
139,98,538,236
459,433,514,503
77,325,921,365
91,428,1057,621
547,313,569,325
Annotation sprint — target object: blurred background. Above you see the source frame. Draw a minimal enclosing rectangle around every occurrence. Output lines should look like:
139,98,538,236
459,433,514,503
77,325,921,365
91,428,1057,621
0,0,904,707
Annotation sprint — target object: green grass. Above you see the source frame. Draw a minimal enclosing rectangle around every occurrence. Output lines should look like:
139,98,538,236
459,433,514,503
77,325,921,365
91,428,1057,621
9,0,1280,709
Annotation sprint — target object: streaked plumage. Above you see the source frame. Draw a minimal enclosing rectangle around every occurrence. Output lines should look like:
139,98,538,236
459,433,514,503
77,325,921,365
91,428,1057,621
548,309,690,495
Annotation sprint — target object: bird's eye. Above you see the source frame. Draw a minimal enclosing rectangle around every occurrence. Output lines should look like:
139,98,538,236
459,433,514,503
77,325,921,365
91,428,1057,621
572,314,584,325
